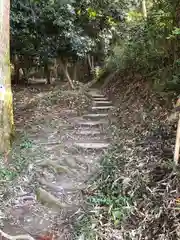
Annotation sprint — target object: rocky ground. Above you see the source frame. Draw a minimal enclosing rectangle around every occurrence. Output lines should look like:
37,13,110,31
0,84,115,240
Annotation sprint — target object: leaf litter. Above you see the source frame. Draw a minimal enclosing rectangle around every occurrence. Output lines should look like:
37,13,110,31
0,82,93,239
75,74,180,240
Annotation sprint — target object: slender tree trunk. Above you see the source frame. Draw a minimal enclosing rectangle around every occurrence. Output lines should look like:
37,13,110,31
174,113,180,165
87,55,96,80
142,0,147,19
59,59,75,89
44,63,51,84
87,56,92,78
64,62,74,89
87,55,92,70
91,56,94,72
87,55,95,72
54,59,58,79
73,63,77,82
0,0,14,153
13,55,20,84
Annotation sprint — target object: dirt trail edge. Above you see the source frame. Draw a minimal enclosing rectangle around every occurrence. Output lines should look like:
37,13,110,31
1,88,114,240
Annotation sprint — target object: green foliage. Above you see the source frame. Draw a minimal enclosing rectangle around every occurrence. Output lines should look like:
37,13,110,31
105,0,180,94
10,0,125,70
0,153,28,181
20,138,33,149
74,143,133,239
11,0,92,60
87,146,132,225
74,215,96,240
168,27,180,39
0,168,18,181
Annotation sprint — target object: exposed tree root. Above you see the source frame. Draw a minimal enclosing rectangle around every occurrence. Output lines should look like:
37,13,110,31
0,229,35,240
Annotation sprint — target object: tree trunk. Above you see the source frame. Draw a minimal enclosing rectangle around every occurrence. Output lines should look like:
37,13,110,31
59,59,75,89
73,63,77,82
142,0,147,19
91,56,94,72
54,59,58,79
13,56,20,84
174,113,180,165
87,56,92,78
0,0,14,153
87,55,92,70
174,3,180,60
44,63,51,84
87,55,95,73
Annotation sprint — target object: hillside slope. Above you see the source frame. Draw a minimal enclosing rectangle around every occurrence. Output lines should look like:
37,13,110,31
77,73,180,240
103,74,180,239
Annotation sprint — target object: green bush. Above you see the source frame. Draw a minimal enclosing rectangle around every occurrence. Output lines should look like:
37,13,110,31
104,1,180,94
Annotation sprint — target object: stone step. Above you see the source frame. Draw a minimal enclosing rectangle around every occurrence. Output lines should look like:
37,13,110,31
74,129,102,135
61,153,101,177
61,154,89,168
74,125,101,131
63,157,89,173
74,141,110,150
83,113,109,120
39,177,85,194
92,97,109,101
89,88,99,91
91,105,114,111
70,153,102,164
74,119,108,127
93,100,112,106
59,109,78,117
88,92,105,98
63,140,110,153
72,135,110,142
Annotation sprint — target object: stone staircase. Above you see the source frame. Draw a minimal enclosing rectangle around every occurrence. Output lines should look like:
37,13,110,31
3,89,115,239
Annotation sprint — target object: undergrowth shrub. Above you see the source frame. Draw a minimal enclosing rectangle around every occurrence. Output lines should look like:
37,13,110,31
104,2,180,95
74,144,134,240
75,124,180,239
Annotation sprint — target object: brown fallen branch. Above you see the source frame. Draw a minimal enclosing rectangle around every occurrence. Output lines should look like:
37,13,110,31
0,229,35,240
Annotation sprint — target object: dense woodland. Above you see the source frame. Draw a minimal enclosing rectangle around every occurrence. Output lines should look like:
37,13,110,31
0,0,180,239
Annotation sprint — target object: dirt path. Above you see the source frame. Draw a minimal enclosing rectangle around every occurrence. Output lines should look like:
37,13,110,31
1,88,114,239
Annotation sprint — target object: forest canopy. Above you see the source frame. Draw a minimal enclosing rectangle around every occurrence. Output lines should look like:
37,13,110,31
10,0,180,93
